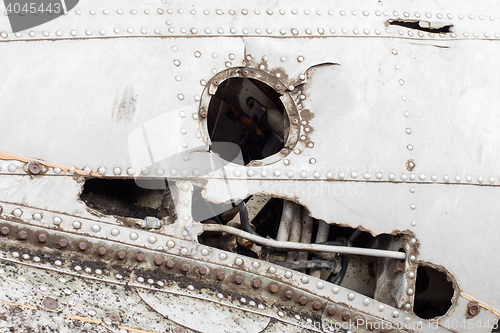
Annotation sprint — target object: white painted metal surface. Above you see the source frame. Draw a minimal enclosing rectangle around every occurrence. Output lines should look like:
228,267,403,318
1,0,500,332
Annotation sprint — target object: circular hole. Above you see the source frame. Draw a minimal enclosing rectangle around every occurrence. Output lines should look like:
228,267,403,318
207,77,289,165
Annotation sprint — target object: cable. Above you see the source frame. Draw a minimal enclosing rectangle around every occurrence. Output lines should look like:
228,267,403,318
201,224,407,260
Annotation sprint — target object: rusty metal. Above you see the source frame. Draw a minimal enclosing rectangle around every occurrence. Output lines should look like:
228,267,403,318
326,306,336,316
18,230,27,239
198,266,208,275
37,233,47,243
42,297,59,310
166,259,175,268
59,238,68,248
251,278,261,288
0,226,9,235
234,275,243,284
174,327,186,333
117,250,126,260
468,304,479,316
216,271,225,280
137,252,145,261
312,301,322,310
285,290,293,299
342,312,350,321
78,242,87,250
98,246,106,255
299,296,308,306
154,256,163,266
269,283,278,293
199,108,207,118
181,263,190,272
27,161,42,174
107,313,120,321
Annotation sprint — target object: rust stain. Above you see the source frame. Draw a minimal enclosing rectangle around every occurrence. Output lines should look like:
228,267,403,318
461,293,500,316
118,325,158,333
0,299,37,310
0,150,98,177
65,314,103,324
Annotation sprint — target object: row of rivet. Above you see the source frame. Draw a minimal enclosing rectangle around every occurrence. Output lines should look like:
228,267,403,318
3,248,421,329
1,252,342,330
3,28,500,40
1,219,426,329
2,163,499,184
5,7,498,20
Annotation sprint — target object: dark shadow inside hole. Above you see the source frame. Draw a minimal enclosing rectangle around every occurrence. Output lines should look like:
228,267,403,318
207,77,288,165
388,19,453,33
80,179,168,219
414,265,455,319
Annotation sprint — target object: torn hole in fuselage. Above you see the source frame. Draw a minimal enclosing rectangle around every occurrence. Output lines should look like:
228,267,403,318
387,19,453,33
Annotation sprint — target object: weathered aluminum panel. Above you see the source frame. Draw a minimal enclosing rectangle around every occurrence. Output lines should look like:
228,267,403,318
1,0,500,332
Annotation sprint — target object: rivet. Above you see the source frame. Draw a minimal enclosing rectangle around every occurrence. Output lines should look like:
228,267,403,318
326,306,336,316
117,251,126,260
134,252,144,262
478,176,484,183
489,176,495,184
13,208,22,217
348,293,355,301
167,240,175,248
363,298,370,306
342,312,350,321
38,233,47,243
0,227,9,235
301,276,309,284
72,221,81,229
154,256,163,266
234,275,243,284
389,173,395,181
181,263,190,272
409,255,416,261
219,253,227,260
148,236,157,244
91,225,100,233
285,290,293,299
468,304,479,316
407,288,414,295
216,271,225,280
111,228,120,236
363,172,370,180
299,296,308,306
312,301,322,310
392,311,399,318
166,259,175,268
351,171,358,179
79,242,88,250
180,248,188,255
252,278,261,288
96,246,106,256
443,175,450,182
455,175,461,182
18,230,27,239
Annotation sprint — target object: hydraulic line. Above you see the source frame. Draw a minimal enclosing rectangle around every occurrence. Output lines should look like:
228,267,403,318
202,224,407,260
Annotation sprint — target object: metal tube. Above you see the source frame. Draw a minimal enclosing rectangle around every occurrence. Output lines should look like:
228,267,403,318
201,224,407,260
286,203,302,262
310,220,331,278
276,200,294,242
296,208,314,271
